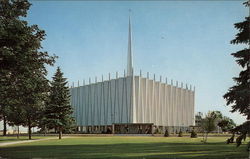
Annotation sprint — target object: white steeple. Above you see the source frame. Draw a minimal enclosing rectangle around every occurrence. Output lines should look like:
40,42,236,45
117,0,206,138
127,12,133,76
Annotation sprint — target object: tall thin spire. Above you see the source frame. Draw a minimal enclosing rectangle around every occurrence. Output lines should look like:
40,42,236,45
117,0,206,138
127,10,133,76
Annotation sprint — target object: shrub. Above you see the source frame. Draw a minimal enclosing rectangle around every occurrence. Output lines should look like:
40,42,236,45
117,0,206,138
154,127,164,134
175,129,178,134
190,130,198,138
178,130,183,137
164,129,169,137
154,128,159,134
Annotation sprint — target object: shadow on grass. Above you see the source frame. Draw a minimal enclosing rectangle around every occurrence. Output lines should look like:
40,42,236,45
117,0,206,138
0,138,27,143
0,142,248,159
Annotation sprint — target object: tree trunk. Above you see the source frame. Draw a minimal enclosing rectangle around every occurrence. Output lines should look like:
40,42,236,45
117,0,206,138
28,118,32,140
44,126,47,136
205,133,208,143
202,132,205,142
17,126,19,139
3,115,7,136
59,127,62,140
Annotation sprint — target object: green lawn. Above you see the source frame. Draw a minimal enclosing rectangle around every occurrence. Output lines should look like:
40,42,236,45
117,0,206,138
0,136,249,159
0,136,47,143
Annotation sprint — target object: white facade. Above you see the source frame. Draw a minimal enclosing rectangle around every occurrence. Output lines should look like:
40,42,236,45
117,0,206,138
133,76,195,127
70,16,195,131
70,75,195,128
70,76,133,126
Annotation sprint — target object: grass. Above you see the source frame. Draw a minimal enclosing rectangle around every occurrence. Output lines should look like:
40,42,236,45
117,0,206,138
0,136,48,143
0,136,249,159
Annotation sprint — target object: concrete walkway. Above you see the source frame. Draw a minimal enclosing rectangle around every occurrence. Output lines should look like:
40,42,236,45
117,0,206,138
0,137,58,147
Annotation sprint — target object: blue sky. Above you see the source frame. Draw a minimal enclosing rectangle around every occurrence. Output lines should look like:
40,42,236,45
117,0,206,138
27,0,248,124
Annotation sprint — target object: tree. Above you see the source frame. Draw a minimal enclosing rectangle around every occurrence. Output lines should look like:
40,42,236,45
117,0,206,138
223,1,250,148
190,129,197,138
200,112,219,143
217,116,236,132
0,0,56,139
164,129,169,137
210,111,223,120
44,67,74,139
0,0,30,136
195,112,203,127
209,111,236,133
6,105,26,139
178,129,183,137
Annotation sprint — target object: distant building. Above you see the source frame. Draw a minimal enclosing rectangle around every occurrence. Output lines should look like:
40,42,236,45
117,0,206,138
195,112,203,127
0,122,36,135
70,16,195,134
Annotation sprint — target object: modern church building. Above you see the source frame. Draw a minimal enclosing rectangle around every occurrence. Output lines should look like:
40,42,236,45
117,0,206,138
70,17,195,134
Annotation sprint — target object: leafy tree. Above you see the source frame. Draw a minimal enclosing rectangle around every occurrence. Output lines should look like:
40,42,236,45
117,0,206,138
190,129,197,138
210,111,223,120
0,68,19,136
217,116,236,132
0,0,30,136
209,111,236,133
223,1,250,148
44,67,74,139
0,0,56,139
201,112,219,143
6,105,26,139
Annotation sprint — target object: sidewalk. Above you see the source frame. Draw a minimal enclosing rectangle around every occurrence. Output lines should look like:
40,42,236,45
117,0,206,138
0,137,58,147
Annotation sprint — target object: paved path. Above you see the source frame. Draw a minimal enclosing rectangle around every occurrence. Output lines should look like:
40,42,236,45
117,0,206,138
0,137,59,147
